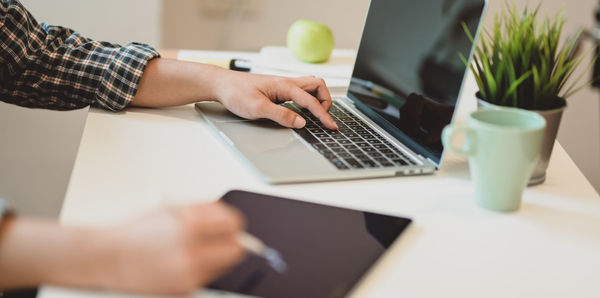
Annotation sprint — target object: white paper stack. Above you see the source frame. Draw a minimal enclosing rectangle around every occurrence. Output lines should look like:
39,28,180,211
253,46,356,94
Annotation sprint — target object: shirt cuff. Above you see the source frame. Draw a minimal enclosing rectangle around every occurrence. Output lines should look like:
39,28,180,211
95,43,161,111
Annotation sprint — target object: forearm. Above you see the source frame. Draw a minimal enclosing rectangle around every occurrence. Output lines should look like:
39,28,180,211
0,218,113,290
0,0,160,111
132,58,228,107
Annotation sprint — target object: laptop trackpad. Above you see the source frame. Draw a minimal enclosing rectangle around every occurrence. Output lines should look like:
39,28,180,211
214,120,335,179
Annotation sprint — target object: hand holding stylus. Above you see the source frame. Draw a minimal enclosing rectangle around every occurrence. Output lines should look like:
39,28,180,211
238,232,288,273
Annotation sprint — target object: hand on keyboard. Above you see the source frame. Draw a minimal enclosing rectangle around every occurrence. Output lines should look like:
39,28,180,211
214,72,338,130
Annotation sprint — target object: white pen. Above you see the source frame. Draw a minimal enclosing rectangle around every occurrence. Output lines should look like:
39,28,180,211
237,232,288,273
237,232,267,255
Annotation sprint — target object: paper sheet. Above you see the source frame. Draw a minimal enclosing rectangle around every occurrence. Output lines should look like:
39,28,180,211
252,46,356,93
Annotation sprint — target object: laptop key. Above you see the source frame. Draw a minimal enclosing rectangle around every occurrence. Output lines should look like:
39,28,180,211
312,143,327,150
362,147,377,153
385,153,400,159
330,159,349,170
375,157,390,163
370,152,384,159
392,159,409,166
324,153,337,160
319,148,333,155
355,154,369,160
294,128,320,144
363,160,379,168
344,158,363,169
338,152,352,159
362,134,377,140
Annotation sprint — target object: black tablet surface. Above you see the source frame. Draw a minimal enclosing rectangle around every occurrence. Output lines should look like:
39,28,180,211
210,190,412,298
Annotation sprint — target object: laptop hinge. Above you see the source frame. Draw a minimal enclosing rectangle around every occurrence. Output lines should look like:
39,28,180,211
426,157,439,169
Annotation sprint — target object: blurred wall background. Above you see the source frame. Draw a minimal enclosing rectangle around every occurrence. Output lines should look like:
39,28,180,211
20,0,162,46
17,0,600,193
161,0,370,50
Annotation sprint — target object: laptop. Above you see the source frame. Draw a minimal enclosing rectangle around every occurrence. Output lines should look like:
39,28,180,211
196,0,487,184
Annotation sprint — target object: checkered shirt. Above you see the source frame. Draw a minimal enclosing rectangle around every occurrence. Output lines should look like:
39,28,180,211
0,0,160,111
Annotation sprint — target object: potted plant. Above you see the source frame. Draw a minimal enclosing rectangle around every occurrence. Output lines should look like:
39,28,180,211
461,4,597,185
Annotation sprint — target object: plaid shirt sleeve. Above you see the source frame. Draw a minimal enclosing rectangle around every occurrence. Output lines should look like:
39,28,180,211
0,0,160,111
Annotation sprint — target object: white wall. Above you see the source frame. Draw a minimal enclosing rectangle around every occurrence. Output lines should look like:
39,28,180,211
161,0,370,51
20,0,162,47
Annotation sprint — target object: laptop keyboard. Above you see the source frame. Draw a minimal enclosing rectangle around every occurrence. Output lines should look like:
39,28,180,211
288,102,418,170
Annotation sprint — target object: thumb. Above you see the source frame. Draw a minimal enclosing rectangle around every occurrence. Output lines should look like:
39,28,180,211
259,101,306,128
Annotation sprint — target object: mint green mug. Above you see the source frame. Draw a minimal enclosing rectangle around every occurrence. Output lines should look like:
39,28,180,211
442,108,546,212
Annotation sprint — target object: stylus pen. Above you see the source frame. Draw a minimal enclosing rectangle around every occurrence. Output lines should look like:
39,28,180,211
238,232,288,273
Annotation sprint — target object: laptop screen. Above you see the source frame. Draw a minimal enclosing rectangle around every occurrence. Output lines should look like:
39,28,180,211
347,0,485,165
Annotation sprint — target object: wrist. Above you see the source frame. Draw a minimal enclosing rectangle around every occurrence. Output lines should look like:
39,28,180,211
43,226,120,290
0,218,51,288
0,219,118,290
198,63,232,101
0,198,14,243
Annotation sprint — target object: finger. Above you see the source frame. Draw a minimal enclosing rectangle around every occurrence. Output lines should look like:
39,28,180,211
291,76,333,110
255,99,307,129
320,98,333,111
178,202,245,237
278,85,338,130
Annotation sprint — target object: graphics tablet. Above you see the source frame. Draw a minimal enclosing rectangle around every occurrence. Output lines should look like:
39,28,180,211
210,190,412,298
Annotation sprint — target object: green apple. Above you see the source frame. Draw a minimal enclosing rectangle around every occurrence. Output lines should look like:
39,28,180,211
287,19,335,63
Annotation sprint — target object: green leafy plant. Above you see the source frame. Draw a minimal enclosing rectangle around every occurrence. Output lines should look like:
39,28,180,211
460,3,597,110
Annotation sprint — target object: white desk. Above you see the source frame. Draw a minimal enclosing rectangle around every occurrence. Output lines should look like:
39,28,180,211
39,55,600,298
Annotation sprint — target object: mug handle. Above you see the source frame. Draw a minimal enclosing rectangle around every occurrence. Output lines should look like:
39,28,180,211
442,125,475,156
